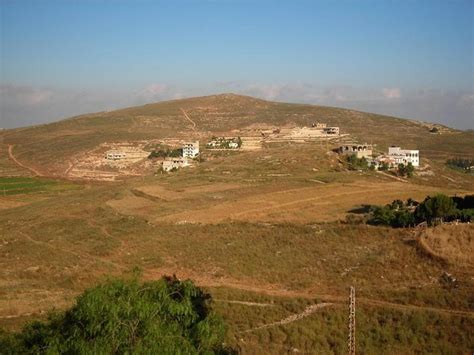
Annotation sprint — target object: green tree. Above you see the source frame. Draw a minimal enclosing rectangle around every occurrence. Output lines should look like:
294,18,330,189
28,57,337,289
1,276,233,354
415,194,456,225
346,155,369,171
368,205,395,226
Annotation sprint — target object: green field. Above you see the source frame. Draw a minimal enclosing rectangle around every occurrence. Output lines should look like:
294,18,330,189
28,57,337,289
0,177,79,196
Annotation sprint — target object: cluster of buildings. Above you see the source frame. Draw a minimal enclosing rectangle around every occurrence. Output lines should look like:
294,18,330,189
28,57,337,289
312,123,340,135
206,137,241,149
161,141,200,172
338,143,420,169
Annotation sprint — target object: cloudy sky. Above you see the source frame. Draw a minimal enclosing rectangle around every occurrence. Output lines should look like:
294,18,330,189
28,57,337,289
1,0,473,129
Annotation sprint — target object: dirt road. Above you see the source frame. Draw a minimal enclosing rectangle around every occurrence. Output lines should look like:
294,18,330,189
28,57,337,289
7,144,42,176
180,108,196,131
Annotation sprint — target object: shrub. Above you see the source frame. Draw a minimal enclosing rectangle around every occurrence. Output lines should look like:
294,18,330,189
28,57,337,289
1,276,233,354
415,194,456,225
397,163,414,178
446,158,473,173
346,155,369,171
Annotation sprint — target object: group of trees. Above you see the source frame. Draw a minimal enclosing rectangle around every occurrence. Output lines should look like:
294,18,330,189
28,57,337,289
1,276,234,354
148,148,183,159
397,163,415,178
346,155,369,171
368,194,474,228
346,156,415,178
446,158,473,173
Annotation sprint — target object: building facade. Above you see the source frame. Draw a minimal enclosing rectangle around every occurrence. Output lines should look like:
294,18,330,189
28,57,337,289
182,141,200,158
338,144,373,159
105,150,126,160
388,146,419,167
162,157,189,172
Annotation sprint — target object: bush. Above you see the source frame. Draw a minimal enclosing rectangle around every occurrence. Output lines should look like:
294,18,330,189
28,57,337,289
378,162,390,171
149,148,183,159
446,158,473,173
346,155,369,171
397,163,414,178
415,194,456,225
1,276,233,354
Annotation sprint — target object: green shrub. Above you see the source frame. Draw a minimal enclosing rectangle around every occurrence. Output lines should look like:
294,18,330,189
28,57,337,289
1,276,233,354
346,155,369,171
397,163,414,178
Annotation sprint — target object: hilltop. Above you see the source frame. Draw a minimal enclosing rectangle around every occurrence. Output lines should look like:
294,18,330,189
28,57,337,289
1,93,472,179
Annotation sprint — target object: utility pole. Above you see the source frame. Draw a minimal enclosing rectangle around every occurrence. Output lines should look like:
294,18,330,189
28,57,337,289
348,286,356,355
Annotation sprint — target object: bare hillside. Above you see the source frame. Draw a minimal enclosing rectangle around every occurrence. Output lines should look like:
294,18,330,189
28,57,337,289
1,93,472,178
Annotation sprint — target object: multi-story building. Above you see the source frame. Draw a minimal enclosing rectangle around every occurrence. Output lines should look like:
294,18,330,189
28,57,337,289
338,144,373,159
182,141,199,158
388,146,420,167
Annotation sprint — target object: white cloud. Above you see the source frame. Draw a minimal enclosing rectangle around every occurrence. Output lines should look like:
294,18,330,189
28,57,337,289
382,88,401,99
1,83,472,130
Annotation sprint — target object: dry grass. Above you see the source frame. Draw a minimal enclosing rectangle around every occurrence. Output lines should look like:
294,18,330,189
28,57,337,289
1,94,473,178
418,224,474,267
1,94,473,352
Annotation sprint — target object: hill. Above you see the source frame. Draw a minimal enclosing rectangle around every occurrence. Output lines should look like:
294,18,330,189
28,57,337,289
1,93,472,178
1,94,473,353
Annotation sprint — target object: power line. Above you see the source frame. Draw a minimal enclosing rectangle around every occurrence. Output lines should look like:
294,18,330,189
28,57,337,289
348,286,356,355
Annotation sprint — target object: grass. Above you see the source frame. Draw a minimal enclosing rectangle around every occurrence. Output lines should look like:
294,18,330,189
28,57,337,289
0,178,472,352
0,177,80,196
1,93,473,178
0,94,473,352
210,288,474,353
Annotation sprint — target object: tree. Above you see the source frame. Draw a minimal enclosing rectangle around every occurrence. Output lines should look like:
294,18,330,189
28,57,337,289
397,163,415,178
415,194,456,225
346,155,369,171
1,276,233,354
368,205,395,226
378,162,390,171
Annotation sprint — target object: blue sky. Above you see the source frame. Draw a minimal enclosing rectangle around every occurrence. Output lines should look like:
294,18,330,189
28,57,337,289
1,0,473,128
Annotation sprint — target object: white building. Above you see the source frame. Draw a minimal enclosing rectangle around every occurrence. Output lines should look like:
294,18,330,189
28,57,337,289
182,141,199,158
162,157,189,172
388,146,419,167
105,150,126,160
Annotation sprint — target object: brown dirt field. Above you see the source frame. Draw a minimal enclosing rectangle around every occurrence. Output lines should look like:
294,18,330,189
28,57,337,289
418,224,474,266
0,198,29,210
115,181,470,224
135,182,243,201
105,194,157,214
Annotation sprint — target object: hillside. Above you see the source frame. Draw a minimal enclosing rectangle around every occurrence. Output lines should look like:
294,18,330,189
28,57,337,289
1,93,472,178
1,94,474,353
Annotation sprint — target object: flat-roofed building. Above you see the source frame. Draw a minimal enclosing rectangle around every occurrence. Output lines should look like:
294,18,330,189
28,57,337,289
162,157,189,172
105,150,126,160
338,144,373,159
182,141,199,158
388,146,420,167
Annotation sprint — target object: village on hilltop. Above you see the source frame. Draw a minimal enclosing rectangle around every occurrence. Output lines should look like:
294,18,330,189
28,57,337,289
65,120,420,180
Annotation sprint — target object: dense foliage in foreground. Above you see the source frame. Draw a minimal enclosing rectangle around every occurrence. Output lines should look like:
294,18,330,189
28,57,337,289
368,194,474,227
0,276,233,354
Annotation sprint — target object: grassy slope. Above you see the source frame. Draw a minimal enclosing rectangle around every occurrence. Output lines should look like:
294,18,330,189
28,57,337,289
0,180,473,352
1,94,473,352
1,93,472,176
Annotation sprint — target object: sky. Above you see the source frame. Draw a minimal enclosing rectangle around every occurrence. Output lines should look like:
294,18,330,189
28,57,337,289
1,0,473,129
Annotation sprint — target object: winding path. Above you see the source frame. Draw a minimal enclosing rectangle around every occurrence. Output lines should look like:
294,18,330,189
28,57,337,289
7,144,42,176
242,303,334,333
180,108,196,131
